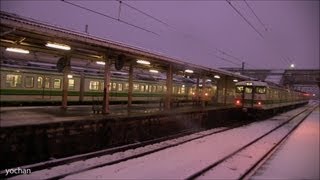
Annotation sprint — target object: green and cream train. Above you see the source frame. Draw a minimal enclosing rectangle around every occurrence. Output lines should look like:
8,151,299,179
234,80,309,115
0,61,219,106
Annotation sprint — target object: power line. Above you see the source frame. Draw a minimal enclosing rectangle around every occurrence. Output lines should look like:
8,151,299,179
61,0,159,36
117,0,171,28
226,0,264,39
116,1,245,67
244,0,268,31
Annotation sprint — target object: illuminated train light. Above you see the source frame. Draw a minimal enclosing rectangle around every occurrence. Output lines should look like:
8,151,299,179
236,100,241,105
257,101,262,105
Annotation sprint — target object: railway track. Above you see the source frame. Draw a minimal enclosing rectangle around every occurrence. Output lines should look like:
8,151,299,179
3,104,314,179
185,104,317,180
2,121,246,179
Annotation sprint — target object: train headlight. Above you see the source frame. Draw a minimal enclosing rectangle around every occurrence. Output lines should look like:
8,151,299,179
236,100,241,105
205,93,208,96
257,101,262,105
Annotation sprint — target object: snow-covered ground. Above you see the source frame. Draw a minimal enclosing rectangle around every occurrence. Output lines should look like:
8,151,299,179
252,106,319,180
61,106,312,179
9,104,318,180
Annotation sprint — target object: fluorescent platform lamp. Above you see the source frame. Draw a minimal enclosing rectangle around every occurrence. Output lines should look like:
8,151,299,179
96,61,106,65
214,75,220,79
46,42,71,50
67,75,73,78
136,59,150,65
206,79,212,82
149,69,159,73
233,79,238,82
6,47,29,54
185,69,193,73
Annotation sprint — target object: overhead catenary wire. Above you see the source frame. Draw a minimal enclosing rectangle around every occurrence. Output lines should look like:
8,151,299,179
226,0,264,39
244,0,268,31
117,0,171,28
61,0,159,36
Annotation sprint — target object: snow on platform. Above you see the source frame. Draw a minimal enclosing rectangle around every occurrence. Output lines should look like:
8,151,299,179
251,106,320,180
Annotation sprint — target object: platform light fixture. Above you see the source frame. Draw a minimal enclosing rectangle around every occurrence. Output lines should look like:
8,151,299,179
206,79,212,82
6,47,29,54
67,74,73,78
149,69,159,73
46,42,71,50
214,75,220,79
233,79,238,82
290,63,295,68
136,59,150,65
185,69,193,73
96,61,106,65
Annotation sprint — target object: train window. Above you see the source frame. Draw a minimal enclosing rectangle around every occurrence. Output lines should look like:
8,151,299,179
181,86,185,94
118,83,123,91
145,85,149,91
133,83,139,91
255,87,266,94
53,79,61,89
158,85,163,92
152,85,157,93
140,85,145,92
68,79,75,90
44,77,51,89
89,81,99,90
177,87,181,94
25,76,34,88
37,77,43,88
6,74,22,87
163,86,167,92
236,86,244,93
112,82,117,91
245,87,252,94
124,83,129,91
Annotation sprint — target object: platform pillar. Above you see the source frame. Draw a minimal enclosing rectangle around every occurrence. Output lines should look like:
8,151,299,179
165,64,173,110
224,76,228,105
61,56,70,109
202,76,206,107
79,72,85,102
103,57,110,114
128,63,133,108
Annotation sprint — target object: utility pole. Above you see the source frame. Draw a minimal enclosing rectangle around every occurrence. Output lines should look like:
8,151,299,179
241,62,245,74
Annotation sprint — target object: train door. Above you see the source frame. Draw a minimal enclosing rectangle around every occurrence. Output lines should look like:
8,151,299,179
243,86,254,108
37,75,52,99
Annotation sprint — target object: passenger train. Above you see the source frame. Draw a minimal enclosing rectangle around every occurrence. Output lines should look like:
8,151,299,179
234,80,309,116
0,60,219,106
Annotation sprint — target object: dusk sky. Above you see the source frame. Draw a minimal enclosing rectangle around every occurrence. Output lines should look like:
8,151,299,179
1,0,319,70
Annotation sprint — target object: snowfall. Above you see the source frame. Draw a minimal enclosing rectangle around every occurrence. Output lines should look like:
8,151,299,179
10,103,319,180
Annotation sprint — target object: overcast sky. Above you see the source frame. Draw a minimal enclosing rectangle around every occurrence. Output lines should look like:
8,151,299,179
1,0,319,70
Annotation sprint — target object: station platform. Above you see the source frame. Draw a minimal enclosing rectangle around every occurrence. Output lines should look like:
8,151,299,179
0,103,234,127
252,105,320,179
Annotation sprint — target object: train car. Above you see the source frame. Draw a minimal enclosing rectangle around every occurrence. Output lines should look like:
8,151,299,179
234,80,309,116
0,61,219,106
